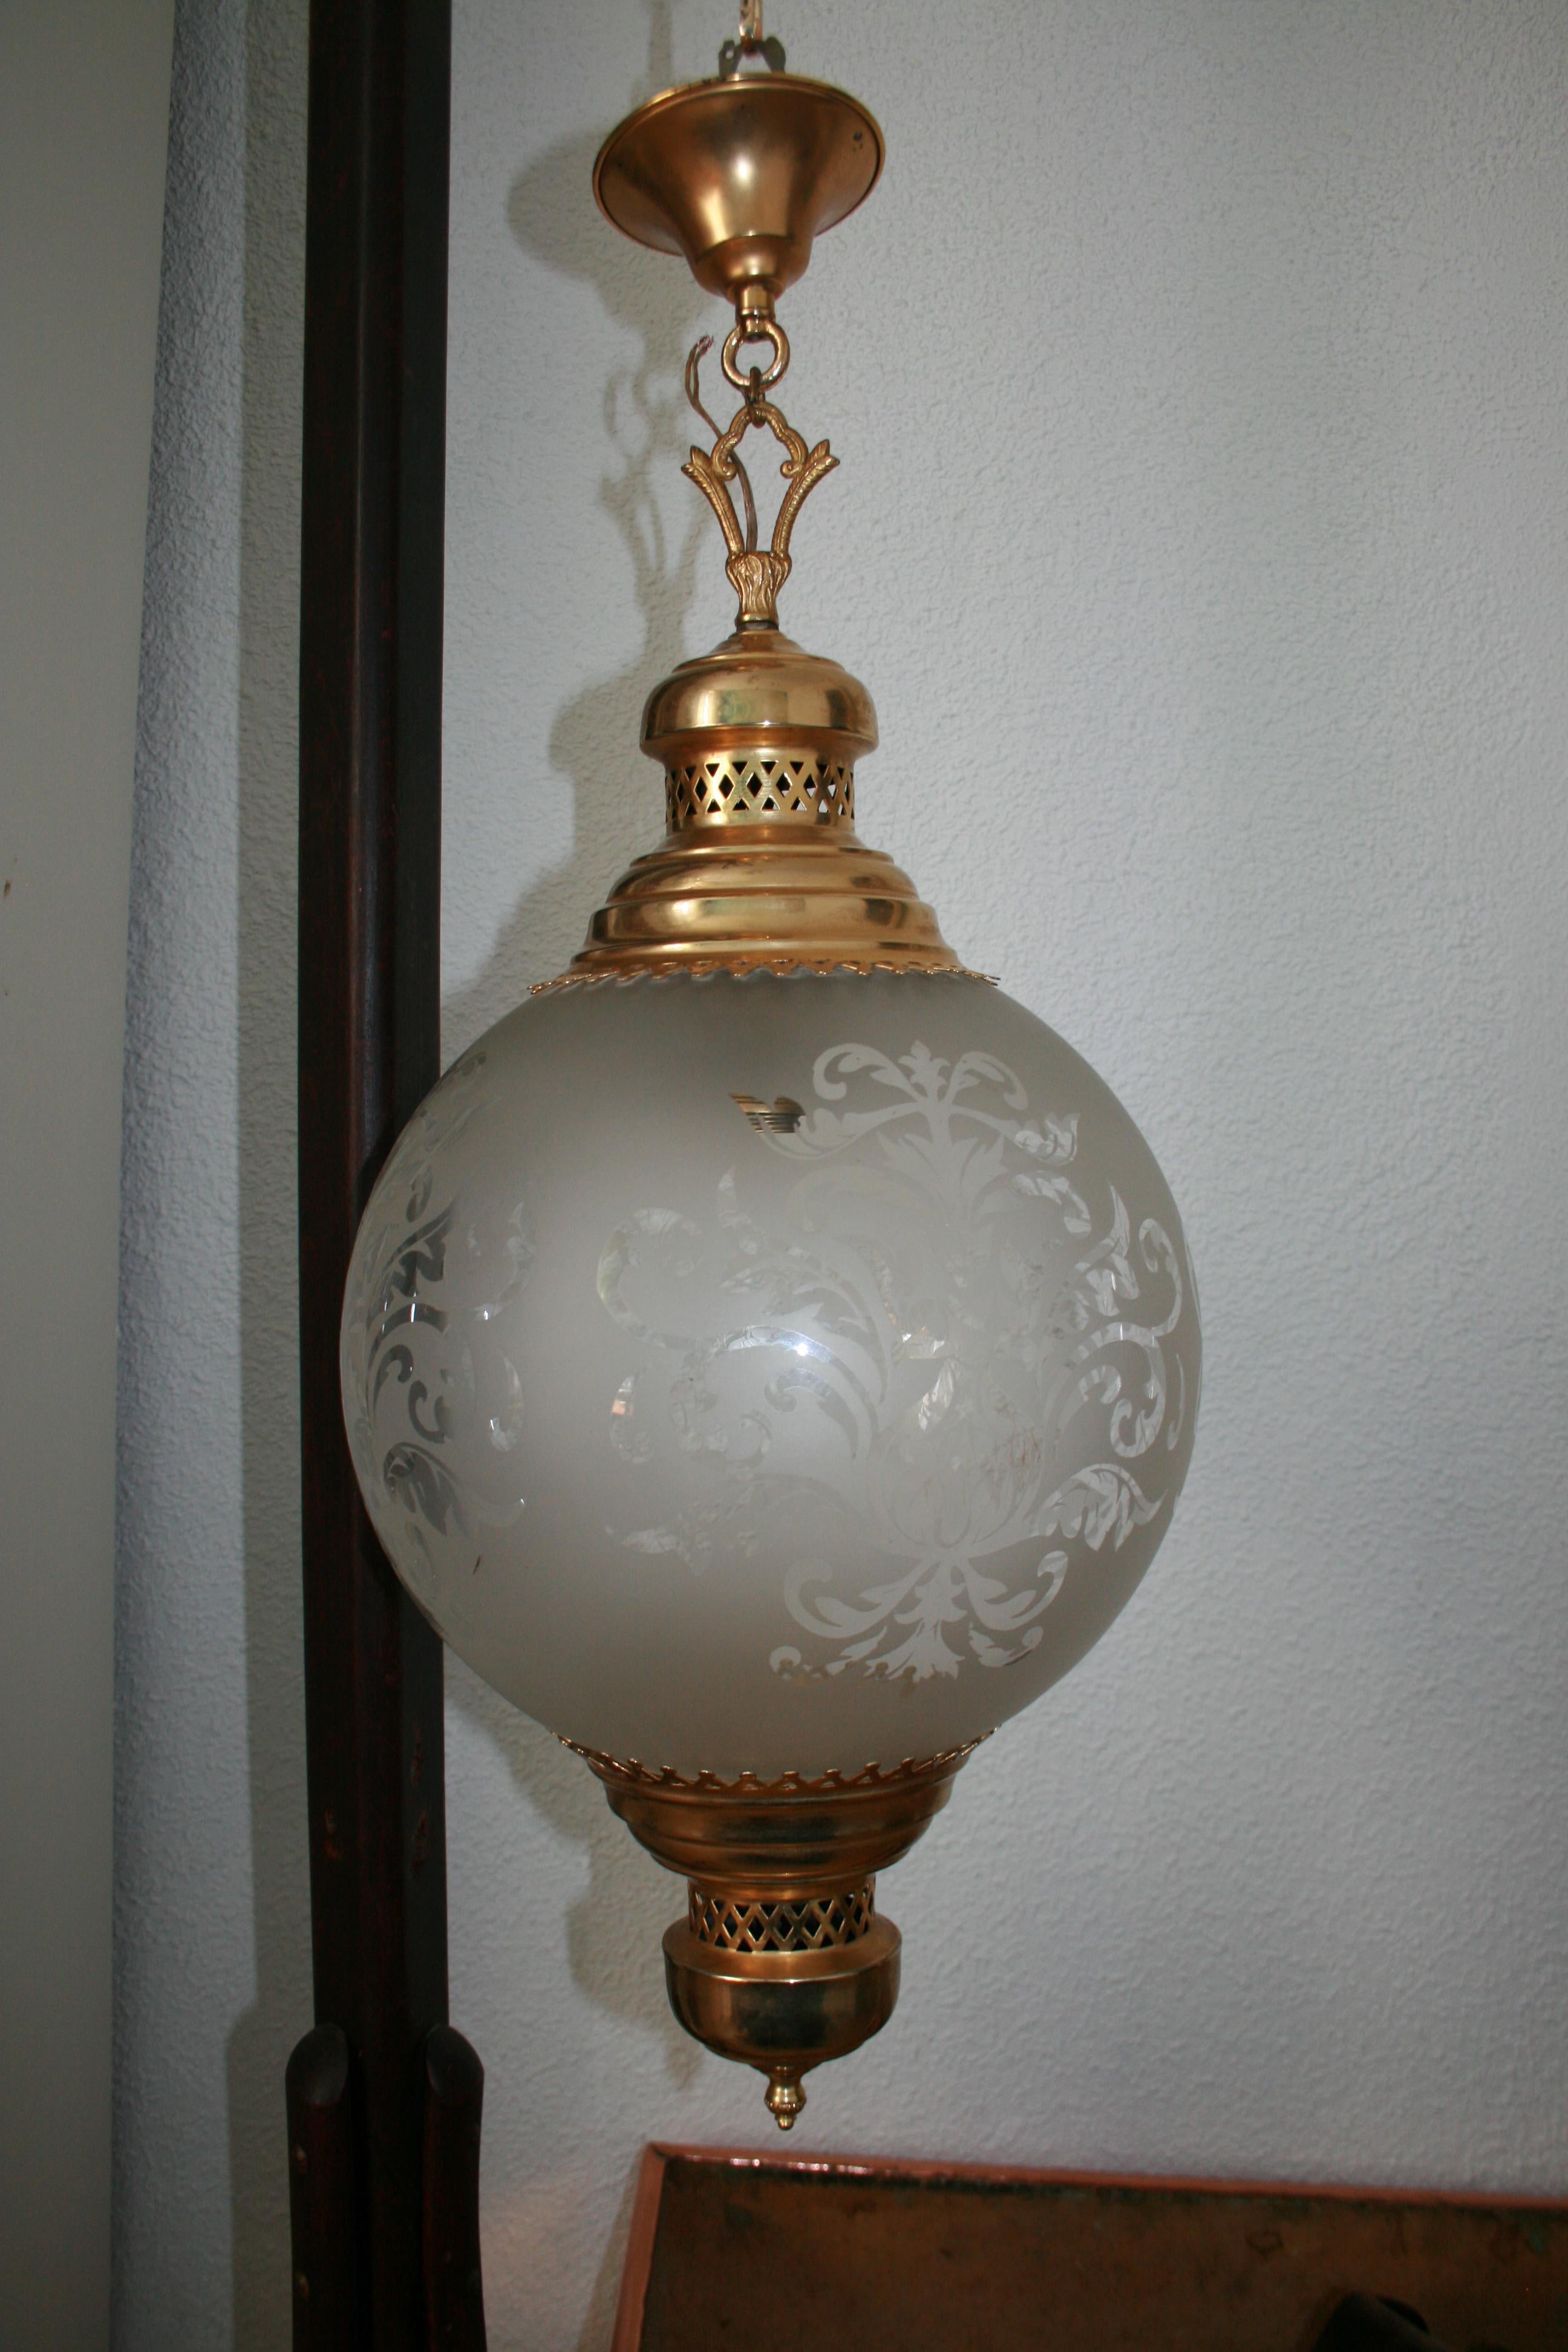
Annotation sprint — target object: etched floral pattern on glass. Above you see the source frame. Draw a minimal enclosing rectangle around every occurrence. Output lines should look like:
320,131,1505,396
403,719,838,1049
339,973,1199,1777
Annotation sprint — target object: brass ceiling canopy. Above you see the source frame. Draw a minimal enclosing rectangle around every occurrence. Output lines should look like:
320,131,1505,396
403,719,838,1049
593,73,883,306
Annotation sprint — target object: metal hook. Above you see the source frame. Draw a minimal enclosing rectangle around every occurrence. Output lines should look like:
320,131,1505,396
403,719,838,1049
719,0,786,77
721,316,790,393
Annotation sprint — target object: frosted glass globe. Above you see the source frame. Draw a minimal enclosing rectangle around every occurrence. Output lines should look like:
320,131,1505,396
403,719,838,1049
341,969,1198,1779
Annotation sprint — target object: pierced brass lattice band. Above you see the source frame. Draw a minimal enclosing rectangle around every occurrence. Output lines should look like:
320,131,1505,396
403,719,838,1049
666,752,854,828
688,1884,876,1953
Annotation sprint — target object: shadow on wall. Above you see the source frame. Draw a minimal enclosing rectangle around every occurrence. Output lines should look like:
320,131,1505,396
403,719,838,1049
453,1678,702,2100
441,0,711,2101
438,15,710,1041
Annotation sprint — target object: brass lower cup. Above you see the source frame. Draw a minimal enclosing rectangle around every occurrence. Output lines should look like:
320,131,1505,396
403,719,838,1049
664,1909,901,2128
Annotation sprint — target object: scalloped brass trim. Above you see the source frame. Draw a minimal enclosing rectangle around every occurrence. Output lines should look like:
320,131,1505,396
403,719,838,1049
557,1734,986,1794
530,958,997,996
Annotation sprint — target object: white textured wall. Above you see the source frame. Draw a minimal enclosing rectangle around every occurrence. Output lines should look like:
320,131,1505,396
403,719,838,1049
116,0,305,2342
119,1,1568,2344
2,2,172,2341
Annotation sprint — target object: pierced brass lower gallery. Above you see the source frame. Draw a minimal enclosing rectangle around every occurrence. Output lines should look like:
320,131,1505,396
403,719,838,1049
563,1740,984,2125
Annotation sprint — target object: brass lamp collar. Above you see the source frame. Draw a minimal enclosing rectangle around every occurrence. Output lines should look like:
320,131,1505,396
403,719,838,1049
557,628,967,982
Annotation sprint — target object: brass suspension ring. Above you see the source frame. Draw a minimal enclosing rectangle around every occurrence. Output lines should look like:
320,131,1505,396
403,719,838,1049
722,315,789,391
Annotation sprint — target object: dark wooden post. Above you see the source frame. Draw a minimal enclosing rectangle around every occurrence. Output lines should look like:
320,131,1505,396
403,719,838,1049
422,2028,488,2347
292,0,484,2342
286,2025,359,2345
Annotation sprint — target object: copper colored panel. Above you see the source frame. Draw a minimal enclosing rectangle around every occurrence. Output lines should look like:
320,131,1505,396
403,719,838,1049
613,2145,1568,2352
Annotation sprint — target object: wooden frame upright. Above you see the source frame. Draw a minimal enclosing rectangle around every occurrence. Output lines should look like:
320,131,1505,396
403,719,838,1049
289,0,485,2342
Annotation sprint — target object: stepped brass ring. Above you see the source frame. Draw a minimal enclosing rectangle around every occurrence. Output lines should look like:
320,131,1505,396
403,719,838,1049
722,316,789,390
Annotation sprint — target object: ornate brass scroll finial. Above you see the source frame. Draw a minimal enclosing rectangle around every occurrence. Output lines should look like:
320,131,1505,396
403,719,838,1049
682,325,837,628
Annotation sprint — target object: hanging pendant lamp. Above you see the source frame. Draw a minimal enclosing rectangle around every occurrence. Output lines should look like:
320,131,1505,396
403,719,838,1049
340,7,1200,2131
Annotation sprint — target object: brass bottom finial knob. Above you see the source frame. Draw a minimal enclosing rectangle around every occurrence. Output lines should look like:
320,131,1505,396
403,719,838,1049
765,2068,807,2131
